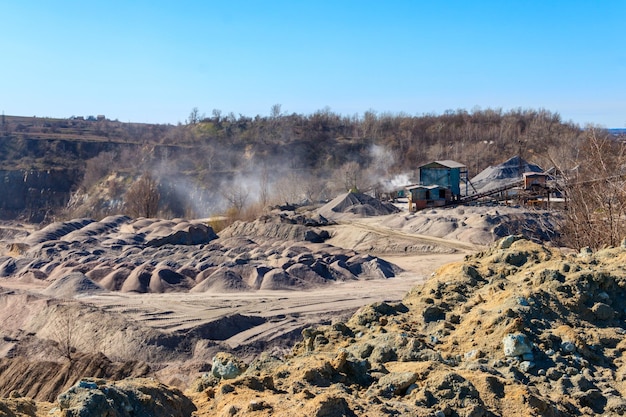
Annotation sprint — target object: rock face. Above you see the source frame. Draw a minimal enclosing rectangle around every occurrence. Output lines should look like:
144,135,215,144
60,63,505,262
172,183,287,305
0,169,78,222
0,353,150,403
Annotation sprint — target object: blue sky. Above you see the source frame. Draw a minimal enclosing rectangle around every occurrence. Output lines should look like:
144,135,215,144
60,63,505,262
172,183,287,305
1,1,624,127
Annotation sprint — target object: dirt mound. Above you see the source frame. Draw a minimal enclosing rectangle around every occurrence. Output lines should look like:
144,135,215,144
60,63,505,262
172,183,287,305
219,219,329,243
42,272,106,298
470,155,544,193
22,219,95,246
190,268,250,293
0,353,150,403
318,192,400,219
178,237,626,416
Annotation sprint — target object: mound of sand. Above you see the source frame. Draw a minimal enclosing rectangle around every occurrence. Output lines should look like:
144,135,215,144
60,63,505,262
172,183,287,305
318,192,400,219
191,268,249,293
43,272,106,298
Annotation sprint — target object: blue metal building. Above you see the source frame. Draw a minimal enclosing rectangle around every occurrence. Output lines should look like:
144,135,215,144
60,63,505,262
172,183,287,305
418,160,467,197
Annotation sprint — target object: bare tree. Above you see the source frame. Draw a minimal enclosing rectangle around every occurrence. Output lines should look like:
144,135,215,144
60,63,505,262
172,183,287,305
124,173,161,218
259,166,270,208
187,107,201,125
341,161,362,192
270,103,282,119
223,182,250,214
50,304,83,362
303,175,330,203
274,171,303,204
555,127,626,249
81,151,116,191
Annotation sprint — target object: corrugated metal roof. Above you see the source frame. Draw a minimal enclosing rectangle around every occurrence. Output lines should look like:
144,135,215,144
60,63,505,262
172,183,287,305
435,160,466,168
419,160,466,169
406,184,445,190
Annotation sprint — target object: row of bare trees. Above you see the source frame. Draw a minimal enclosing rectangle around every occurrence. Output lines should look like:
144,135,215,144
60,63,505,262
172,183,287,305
553,128,626,250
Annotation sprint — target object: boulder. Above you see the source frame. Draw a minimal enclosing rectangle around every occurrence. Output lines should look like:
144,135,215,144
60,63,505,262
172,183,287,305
503,333,533,357
57,378,196,417
211,352,247,380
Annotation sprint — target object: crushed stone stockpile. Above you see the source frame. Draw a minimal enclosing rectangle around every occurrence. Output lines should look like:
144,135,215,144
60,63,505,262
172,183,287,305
383,205,559,246
0,215,400,297
317,191,400,220
470,155,544,194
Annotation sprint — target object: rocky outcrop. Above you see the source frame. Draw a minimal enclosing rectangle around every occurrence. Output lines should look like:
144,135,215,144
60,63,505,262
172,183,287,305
0,169,79,222
57,378,196,417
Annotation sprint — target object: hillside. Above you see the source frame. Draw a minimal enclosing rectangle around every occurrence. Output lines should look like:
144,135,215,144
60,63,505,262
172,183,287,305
0,109,586,222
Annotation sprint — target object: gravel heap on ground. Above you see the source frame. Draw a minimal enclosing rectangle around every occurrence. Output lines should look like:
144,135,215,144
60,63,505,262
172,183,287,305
382,205,559,246
56,378,196,417
469,155,544,194
318,192,400,220
218,208,332,243
0,215,400,296
181,236,626,416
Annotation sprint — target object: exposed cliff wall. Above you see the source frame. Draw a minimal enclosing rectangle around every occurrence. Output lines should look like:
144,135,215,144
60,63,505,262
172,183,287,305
0,169,79,222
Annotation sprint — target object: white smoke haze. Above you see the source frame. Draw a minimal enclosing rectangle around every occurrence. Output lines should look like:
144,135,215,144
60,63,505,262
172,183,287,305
108,139,406,219
388,173,412,189
369,144,394,175
366,144,415,193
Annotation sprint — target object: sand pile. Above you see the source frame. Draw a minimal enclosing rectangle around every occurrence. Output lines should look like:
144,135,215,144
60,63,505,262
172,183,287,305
42,272,105,298
0,216,400,297
317,192,400,219
383,205,558,246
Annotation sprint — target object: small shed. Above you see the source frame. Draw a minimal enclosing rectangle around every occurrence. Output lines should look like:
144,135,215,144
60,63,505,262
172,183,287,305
419,160,467,197
406,184,451,211
523,172,548,190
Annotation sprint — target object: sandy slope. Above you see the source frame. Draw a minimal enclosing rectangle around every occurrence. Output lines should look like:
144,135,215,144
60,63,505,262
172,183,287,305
0,203,558,403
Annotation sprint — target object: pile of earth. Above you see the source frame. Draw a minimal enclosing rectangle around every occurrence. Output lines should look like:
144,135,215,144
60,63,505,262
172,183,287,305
382,205,559,246
469,155,544,194
6,236,626,416
218,208,333,243
179,236,626,416
0,215,400,296
317,192,400,220
322,204,559,256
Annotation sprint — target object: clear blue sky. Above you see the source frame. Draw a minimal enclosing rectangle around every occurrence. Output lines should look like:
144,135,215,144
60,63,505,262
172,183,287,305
2,1,624,127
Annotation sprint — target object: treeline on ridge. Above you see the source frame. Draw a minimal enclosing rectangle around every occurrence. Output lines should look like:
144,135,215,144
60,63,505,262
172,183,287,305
1,107,585,177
